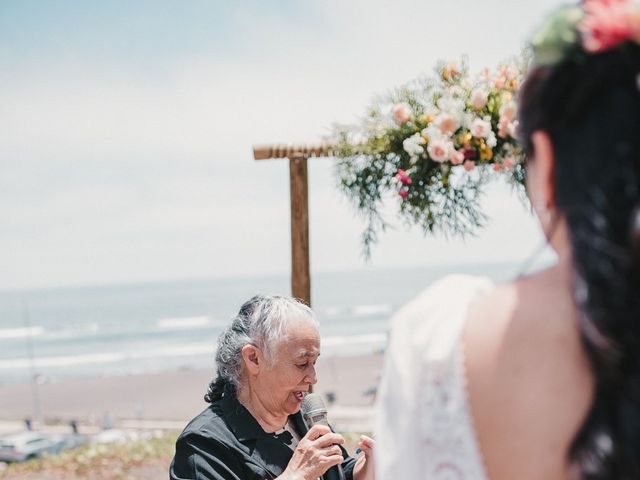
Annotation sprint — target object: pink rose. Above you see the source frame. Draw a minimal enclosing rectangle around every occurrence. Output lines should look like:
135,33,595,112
427,139,452,163
392,104,411,126
493,163,503,172
398,188,409,199
395,169,412,185
435,113,460,135
503,157,515,169
449,149,465,165
498,117,510,138
499,101,517,121
470,89,488,110
492,76,506,89
463,160,475,172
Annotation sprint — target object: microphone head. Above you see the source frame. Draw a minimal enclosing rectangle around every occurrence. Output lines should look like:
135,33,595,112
301,393,329,427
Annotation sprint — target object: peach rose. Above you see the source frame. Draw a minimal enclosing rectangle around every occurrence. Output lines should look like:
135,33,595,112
427,139,452,163
499,101,517,121
392,104,411,125
449,149,465,165
436,113,460,135
503,157,515,169
470,89,488,110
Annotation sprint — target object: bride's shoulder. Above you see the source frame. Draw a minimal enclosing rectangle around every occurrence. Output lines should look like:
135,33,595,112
392,274,494,325
389,274,495,356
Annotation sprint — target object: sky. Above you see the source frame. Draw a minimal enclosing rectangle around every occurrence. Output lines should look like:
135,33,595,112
0,0,563,290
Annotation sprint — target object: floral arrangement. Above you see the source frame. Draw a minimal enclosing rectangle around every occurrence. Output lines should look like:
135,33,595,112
332,0,640,255
332,57,528,254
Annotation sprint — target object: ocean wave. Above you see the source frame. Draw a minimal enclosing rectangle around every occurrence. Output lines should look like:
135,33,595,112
320,306,345,317
156,316,214,330
322,333,387,348
0,331,388,371
319,304,393,318
349,304,393,316
0,326,45,340
0,342,214,370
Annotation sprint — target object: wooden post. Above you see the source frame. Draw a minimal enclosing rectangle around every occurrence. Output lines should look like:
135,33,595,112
289,155,311,306
253,143,336,307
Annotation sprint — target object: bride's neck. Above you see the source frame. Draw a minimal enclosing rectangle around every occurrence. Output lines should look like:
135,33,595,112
237,384,288,433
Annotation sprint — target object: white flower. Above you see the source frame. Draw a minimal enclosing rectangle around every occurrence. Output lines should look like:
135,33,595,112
486,131,497,148
403,133,426,157
424,106,439,118
470,117,492,139
447,85,465,98
461,112,475,130
427,138,453,163
437,96,465,116
470,89,489,110
422,125,443,142
505,65,519,80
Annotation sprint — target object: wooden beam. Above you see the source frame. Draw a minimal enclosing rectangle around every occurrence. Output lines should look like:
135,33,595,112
289,155,311,306
253,143,335,161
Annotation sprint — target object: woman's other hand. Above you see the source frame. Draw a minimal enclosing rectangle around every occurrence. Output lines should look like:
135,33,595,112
281,424,345,480
354,435,375,480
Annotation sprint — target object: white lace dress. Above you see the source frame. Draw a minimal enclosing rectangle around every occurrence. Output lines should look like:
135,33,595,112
375,275,494,480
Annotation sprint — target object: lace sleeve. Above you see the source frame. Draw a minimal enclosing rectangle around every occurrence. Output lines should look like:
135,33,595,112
374,275,493,480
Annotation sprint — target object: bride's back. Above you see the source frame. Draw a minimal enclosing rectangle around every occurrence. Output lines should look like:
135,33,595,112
376,6,640,479
462,23,640,478
464,266,594,479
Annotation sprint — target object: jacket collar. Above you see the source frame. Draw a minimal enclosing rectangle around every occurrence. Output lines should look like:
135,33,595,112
217,390,309,478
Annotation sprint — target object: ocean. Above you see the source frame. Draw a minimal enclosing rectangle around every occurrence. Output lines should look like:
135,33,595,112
0,263,525,385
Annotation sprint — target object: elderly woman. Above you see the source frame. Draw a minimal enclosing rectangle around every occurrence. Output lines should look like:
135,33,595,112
170,295,375,480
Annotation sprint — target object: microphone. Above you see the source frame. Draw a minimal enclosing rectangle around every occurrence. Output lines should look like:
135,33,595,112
301,393,346,480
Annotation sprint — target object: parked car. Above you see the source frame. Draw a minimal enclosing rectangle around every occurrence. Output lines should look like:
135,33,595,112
0,432,61,463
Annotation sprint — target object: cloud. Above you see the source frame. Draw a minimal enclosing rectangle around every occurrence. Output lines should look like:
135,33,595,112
0,0,562,288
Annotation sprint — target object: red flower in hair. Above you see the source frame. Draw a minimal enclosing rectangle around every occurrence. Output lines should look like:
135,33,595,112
580,0,640,52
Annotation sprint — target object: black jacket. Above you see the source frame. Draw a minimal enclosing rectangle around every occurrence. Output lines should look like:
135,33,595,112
170,392,356,480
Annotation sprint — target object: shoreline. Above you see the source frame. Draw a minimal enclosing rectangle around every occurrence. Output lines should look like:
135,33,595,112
0,353,383,427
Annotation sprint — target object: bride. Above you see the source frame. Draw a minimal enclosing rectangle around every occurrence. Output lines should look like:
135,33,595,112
375,2,640,479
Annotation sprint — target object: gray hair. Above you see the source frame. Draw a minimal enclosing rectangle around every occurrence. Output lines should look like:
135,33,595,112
204,294,318,403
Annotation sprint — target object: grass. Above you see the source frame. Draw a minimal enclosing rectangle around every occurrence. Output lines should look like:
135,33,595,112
0,429,369,480
0,431,178,480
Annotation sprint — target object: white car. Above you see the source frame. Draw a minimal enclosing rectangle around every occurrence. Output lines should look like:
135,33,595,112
0,432,60,463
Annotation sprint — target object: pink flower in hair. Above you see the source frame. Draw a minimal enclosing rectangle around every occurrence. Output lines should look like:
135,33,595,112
580,0,640,52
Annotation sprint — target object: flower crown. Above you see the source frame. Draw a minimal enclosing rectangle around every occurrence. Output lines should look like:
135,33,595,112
532,0,640,66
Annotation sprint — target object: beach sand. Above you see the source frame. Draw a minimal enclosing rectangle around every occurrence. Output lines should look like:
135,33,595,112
0,353,384,428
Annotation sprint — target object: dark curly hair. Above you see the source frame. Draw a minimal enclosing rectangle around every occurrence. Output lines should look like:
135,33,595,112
518,42,640,478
